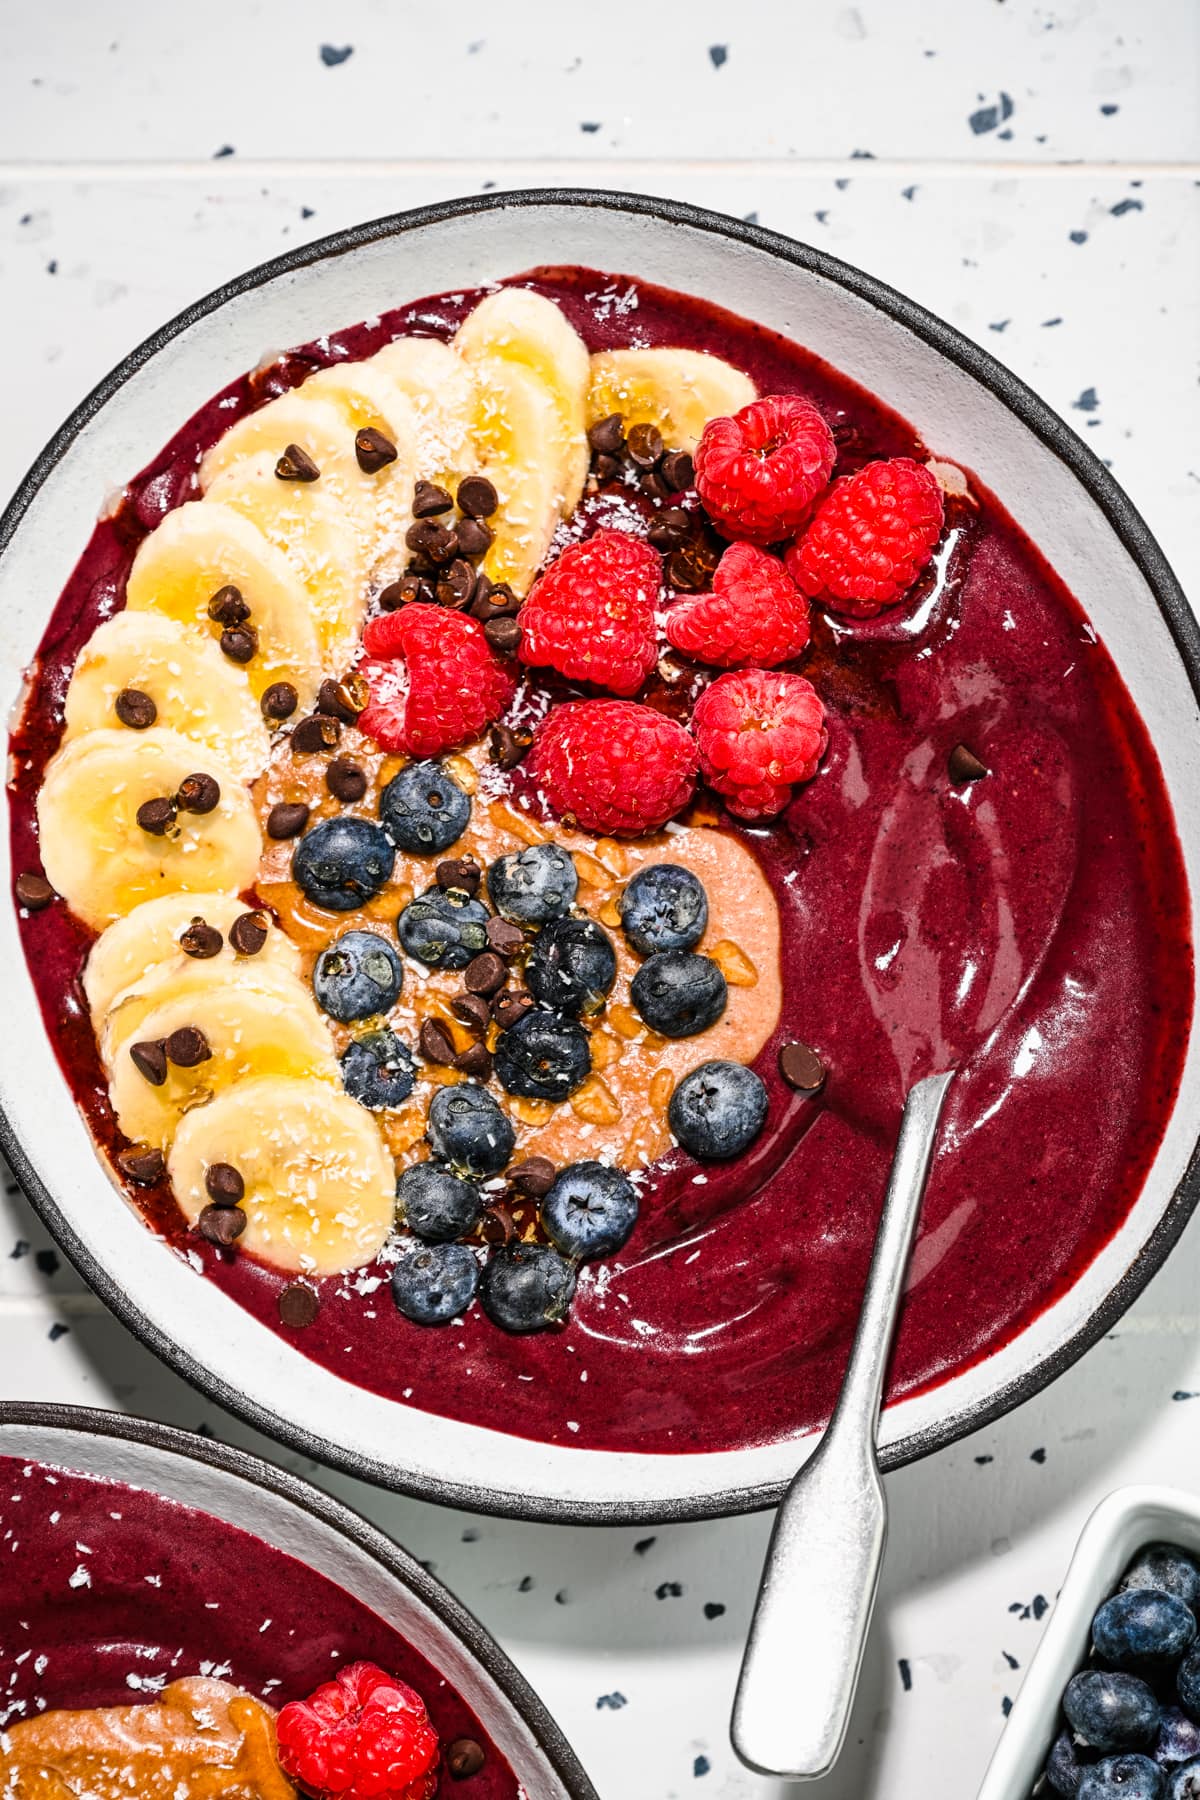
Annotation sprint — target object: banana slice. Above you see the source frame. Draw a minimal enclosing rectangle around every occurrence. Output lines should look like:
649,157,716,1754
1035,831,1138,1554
454,289,590,514
124,500,323,708
84,891,300,1026
37,728,261,931
199,391,376,528
586,348,757,455
169,1074,395,1274
370,337,477,490
301,362,421,580
62,612,269,783
109,980,338,1152
469,354,566,596
101,958,313,1075
204,453,367,671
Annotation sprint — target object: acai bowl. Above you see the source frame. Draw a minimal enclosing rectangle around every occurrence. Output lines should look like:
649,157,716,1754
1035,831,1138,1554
1,192,1197,1522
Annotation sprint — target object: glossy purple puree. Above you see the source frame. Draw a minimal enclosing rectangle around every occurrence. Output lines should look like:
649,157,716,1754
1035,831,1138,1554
7,267,1192,1459
0,1455,518,1794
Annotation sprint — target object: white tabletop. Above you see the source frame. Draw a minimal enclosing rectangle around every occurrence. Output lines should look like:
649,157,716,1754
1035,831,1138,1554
2,3,1199,1794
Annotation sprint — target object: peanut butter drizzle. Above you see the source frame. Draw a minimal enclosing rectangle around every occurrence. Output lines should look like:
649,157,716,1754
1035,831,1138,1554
0,1677,296,1799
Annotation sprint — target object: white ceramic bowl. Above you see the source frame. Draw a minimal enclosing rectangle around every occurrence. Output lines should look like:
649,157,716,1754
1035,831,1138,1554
0,1401,595,1798
1,191,1198,1523
977,1484,1200,1798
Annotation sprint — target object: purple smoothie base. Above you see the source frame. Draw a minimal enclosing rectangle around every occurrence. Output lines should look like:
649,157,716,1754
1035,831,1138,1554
7,267,1193,1458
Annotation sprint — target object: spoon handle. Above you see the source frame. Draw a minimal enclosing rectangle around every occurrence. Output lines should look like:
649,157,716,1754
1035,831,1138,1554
731,1070,954,1780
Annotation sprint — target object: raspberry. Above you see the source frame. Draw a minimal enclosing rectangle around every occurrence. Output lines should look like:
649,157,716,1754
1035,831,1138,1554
533,700,699,836
691,669,827,821
358,606,516,757
694,395,836,544
665,542,811,668
519,530,661,697
276,1662,439,1800
785,457,944,618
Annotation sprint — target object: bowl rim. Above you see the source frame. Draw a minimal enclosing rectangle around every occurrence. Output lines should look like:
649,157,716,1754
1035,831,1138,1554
2,186,1198,1525
0,1398,599,1800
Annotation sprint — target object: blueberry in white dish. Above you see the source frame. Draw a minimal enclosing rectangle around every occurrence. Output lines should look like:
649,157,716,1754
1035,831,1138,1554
1125,1547,1200,1611
391,1238,480,1325
339,1031,415,1109
313,930,403,1022
487,842,577,925
397,886,490,968
1063,1671,1161,1754
480,1241,576,1333
292,816,395,911
524,915,617,1016
1046,1728,1088,1796
493,1008,591,1101
1169,1760,1200,1799
1077,1756,1164,1799
541,1161,639,1261
1178,1646,1200,1721
379,760,471,853
630,949,727,1037
619,862,708,955
426,1081,514,1176
396,1162,482,1242
1093,1590,1197,1671
1156,1709,1200,1769
669,1060,769,1159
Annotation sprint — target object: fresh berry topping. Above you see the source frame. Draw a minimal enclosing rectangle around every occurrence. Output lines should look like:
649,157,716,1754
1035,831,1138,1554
391,1240,480,1326
619,863,708,956
396,887,490,969
276,1661,440,1800
540,1161,640,1261
379,761,472,853
691,669,827,821
359,606,516,757
524,916,617,1016
532,700,699,837
313,930,404,1022
668,1060,769,1160
694,395,836,544
1093,1591,1197,1671
487,843,578,925
493,1008,592,1101
1063,1670,1160,1754
396,1163,483,1242
785,457,945,617
340,1032,417,1110
630,950,728,1038
480,1242,576,1333
426,1081,515,1176
292,817,396,912
518,530,661,697
665,542,811,668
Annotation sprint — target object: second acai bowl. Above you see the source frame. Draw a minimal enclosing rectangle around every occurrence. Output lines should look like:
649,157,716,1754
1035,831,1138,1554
2,193,1197,1520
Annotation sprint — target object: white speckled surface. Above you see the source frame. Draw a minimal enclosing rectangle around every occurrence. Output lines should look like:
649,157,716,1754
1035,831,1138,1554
1,5,1199,1796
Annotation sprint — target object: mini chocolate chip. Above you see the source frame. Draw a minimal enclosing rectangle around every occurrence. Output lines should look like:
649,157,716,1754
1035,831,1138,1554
587,414,625,457
491,988,534,1030
508,1155,556,1199
948,743,989,784
279,1282,320,1327
15,873,54,911
471,581,520,623
666,548,708,593
115,686,157,730
275,442,320,482
317,678,356,723
406,518,458,564
455,1042,493,1080
480,1201,518,1248
647,508,693,552
337,673,370,715
413,479,455,518
291,714,341,755
198,1203,247,1248
220,624,258,664
165,1025,211,1068
485,916,525,957
464,951,508,997
484,617,521,654
207,584,250,627
454,516,493,558
451,992,492,1033
639,469,671,502
456,474,499,518
267,801,310,840
418,1018,457,1066
130,1040,168,1086
779,1041,827,1093
176,772,220,815
326,758,368,803
447,1738,486,1780
355,426,397,473
626,421,664,468
205,1162,245,1205
488,723,532,771
261,681,299,721
437,558,478,609
229,910,270,956
436,857,482,895
116,1145,165,1186
661,449,695,492
136,796,177,836
180,917,223,959
378,578,412,611
591,452,622,482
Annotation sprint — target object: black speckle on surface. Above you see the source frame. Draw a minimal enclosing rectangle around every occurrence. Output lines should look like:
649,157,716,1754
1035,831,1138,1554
1173,1389,1198,1401
815,210,829,225
461,1527,479,1543
1033,1594,1049,1620
898,1658,913,1691
656,1581,684,1600
597,1692,627,1710
518,1574,535,1592
1003,1650,1020,1670
48,1322,68,1342
969,92,1015,135
10,1240,29,1259
1100,102,1120,115
1009,1593,1050,1620
988,320,1010,333
694,1756,711,1777
850,148,875,159
743,211,759,224
703,1602,726,1620
301,206,315,219
634,1536,656,1556
1002,1696,1013,1717
468,40,485,53
19,213,32,226
481,180,496,190
194,1422,215,1438
709,44,728,68
902,184,918,201
1030,1446,1047,1463
1042,316,1063,327
555,1588,570,1605
46,259,57,275
34,1249,59,1276
997,127,1014,141
319,43,354,66
1071,388,1099,413
1069,229,1089,245
1111,197,1144,217
580,121,601,134
975,1454,994,1464
213,145,235,159
834,177,851,191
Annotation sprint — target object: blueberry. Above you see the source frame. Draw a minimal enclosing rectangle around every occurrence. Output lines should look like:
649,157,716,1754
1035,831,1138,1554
487,842,578,925
339,1031,416,1109
619,862,708,955
313,930,404,1022
1126,1547,1200,1612
426,1082,515,1176
1157,1711,1200,1769
1046,1728,1090,1797
480,1242,576,1333
391,1239,479,1325
1095,1591,1197,1671
1079,1756,1164,1800
1168,1760,1200,1799
396,1163,482,1243
493,1008,591,1101
541,1161,639,1261
1065,1671,1161,1754
397,886,491,969
668,1060,769,1160
630,950,727,1038
293,816,395,911
525,916,617,1016
1179,1648,1200,1723
379,760,471,854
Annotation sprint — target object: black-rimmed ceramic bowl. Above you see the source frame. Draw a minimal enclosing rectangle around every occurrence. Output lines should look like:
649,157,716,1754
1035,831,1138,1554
0,1401,596,1797
1,190,1197,1524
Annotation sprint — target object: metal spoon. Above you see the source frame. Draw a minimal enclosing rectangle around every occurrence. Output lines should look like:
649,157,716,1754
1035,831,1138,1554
731,1068,955,1781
